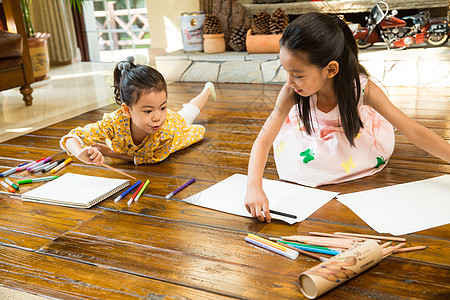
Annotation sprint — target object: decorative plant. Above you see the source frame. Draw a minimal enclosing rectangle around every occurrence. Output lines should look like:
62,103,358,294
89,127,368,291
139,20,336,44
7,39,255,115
20,0,89,38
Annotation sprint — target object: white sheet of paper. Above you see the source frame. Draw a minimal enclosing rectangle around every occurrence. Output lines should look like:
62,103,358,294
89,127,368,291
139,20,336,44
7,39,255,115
337,175,450,236
183,173,338,224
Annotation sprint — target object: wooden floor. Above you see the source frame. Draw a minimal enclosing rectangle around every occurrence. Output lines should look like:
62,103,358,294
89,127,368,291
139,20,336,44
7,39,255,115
0,82,449,299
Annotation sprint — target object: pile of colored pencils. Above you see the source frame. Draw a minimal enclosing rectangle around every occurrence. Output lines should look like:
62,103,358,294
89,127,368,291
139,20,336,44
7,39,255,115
245,234,299,260
247,231,427,261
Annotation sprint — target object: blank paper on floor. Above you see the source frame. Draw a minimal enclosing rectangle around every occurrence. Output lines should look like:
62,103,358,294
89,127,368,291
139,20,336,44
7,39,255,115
337,175,450,236
183,173,338,225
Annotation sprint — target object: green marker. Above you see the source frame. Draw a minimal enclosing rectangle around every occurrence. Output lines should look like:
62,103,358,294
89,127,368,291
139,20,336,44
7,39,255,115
17,175,59,185
134,179,150,202
4,178,19,190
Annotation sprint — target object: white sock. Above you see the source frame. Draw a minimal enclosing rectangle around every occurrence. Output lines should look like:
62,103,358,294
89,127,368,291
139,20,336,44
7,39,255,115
203,82,216,101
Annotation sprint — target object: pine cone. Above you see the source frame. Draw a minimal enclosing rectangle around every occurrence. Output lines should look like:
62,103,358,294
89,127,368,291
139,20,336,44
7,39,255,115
252,11,270,35
270,8,289,34
229,26,248,52
203,14,223,34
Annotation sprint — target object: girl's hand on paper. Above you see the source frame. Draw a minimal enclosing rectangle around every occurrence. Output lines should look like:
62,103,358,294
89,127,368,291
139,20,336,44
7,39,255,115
75,146,104,166
245,186,271,223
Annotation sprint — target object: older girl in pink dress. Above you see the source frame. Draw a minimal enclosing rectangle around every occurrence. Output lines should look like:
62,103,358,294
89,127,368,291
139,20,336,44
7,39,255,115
245,13,450,222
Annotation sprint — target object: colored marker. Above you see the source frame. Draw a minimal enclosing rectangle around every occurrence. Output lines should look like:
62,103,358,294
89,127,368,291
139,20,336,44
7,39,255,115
245,236,298,260
134,179,150,202
27,157,51,171
1,180,15,193
30,161,52,173
114,180,141,202
0,162,28,177
4,178,19,191
17,176,59,185
165,178,195,199
41,159,65,173
16,159,44,172
50,158,72,174
269,210,297,219
128,181,145,205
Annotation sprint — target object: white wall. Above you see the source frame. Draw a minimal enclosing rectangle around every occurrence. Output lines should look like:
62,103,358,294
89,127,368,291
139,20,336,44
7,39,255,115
146,0,199,63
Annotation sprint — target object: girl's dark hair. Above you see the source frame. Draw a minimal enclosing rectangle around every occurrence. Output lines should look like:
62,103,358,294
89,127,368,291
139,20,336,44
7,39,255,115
113,62,167,107
280,12,368,146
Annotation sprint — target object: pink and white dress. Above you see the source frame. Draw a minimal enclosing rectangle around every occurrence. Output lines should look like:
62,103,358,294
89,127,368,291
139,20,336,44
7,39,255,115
273,77,395,187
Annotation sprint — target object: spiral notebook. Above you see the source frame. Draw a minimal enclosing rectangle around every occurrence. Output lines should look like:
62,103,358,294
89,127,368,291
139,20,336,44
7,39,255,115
21,173,130,208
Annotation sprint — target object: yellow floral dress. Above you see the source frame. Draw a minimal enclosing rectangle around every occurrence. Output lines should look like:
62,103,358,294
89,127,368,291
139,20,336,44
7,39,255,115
60,108,205,165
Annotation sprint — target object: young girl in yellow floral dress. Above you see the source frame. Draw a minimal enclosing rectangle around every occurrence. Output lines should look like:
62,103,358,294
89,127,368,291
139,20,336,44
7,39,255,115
60,56,216,165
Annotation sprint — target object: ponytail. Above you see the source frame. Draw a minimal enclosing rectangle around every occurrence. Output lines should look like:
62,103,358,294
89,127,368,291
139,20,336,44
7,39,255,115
113,57,167,107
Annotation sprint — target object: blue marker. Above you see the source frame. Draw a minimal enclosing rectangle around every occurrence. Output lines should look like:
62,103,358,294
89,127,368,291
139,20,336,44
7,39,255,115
114,180,141,202
0,162,28,177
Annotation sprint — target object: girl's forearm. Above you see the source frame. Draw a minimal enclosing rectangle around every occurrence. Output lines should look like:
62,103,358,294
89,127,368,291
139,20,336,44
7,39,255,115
247,137,272,189
105,151,134,162
65,137,82,156
406,124,450,163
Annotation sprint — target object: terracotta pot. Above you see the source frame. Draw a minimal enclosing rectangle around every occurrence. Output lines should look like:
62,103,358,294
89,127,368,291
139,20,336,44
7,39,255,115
246,29,281,54
28,33,51,81
203,33,226,54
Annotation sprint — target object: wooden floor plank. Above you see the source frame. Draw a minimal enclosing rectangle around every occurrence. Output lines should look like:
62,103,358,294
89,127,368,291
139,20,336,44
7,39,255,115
0,245,235,300
0,82,448,298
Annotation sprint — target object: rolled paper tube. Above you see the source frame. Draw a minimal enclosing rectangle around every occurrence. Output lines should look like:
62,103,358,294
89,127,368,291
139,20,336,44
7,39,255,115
299,240,383,299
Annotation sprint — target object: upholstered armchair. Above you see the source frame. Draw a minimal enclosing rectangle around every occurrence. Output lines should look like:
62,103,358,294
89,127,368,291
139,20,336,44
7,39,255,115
0,0,34,106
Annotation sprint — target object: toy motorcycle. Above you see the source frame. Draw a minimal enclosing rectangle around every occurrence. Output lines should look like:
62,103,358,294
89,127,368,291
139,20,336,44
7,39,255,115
353,1,449,49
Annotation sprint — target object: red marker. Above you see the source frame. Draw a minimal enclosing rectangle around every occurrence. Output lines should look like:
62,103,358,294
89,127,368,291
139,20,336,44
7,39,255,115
127,181,145,205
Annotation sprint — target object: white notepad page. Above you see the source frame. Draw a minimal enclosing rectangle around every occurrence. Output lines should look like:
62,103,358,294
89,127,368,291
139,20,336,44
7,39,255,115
21,173,130,208
183,173,338,224
337,175,450,236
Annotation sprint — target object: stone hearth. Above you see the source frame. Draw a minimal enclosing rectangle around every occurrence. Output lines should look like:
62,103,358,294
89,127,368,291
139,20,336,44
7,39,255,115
155,47,449,87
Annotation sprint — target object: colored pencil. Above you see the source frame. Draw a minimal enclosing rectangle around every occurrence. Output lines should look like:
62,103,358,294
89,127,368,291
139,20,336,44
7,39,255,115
245,236,298,260
393,245,427,253
102,163,136,180
309,232,374,242
382,243,406,258
278,240,342,252
278,241,328,261
248,234,293,253
334,232,406,242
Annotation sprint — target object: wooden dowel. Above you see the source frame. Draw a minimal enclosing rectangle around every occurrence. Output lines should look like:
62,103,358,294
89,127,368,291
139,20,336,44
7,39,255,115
102,163,136,180
334,232,406,242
